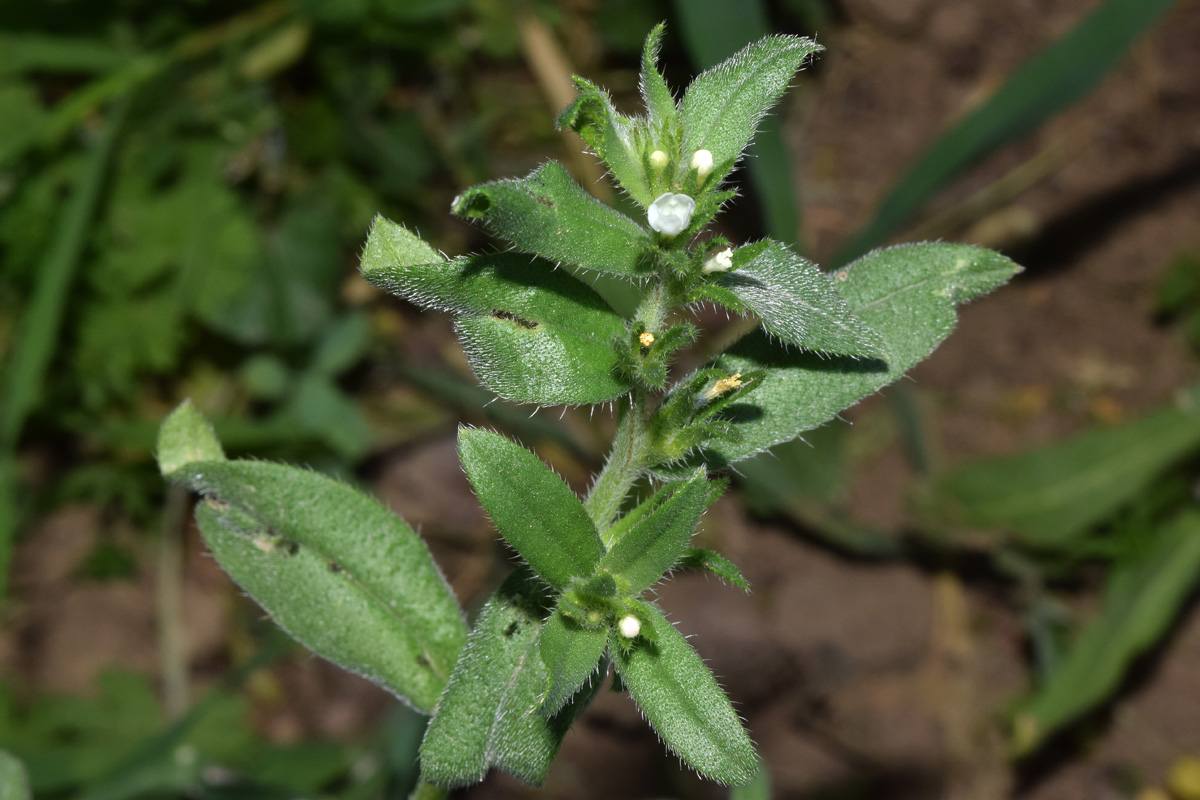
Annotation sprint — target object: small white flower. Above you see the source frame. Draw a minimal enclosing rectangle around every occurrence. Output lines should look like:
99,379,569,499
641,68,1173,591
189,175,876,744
702,247,734,274
649,150,669,171
690,148,714,179
618,614,641,639
647,192,696,236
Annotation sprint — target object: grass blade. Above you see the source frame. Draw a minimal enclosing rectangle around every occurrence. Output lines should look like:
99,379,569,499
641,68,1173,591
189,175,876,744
834,0,1182,265
0,94,130,603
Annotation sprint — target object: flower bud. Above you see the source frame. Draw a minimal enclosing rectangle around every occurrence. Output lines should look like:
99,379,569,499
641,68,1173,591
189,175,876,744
647,192,696,236
690,148,713,179
618,614,641,639
702,247,734,274
649,150,669,172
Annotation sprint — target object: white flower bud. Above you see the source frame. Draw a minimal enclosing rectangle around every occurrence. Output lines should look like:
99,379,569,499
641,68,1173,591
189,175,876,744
647,192,696,236
649,150,669,171
702,247,734,274
690,148,714,179
618,614,641,639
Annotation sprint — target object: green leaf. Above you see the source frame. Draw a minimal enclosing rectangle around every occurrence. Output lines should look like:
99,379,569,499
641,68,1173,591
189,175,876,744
678,243,1019,468
158,405,466,714
919,401,1200,549
599,468,709,594
361,217,631,405
0,749,30,800
1013,511,1200,753
640,24,679,134
420,568,596,787
613,600,756,785
155,400,225,476
538,609,609,715
677,548,749,591
835,0,1181,265
557,77,653,207
680,35,821,188
451,162,653,279
718,240,886,357
671,0,801,245
458,428,603,590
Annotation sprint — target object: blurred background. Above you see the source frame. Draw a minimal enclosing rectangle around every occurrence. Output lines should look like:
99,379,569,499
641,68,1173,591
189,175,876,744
2,0,1200,797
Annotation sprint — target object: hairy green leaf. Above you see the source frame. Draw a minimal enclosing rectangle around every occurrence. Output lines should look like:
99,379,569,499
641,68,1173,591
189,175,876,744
452,162,653,278
640,24,679,134
677,548,749,591
613,600,756,785
718,240,886,357
599,468,709,594
676,243,1019,468
420,568,595,787
557,77,652,207
1014,511,1200,752
458,427,603,590
538,609,609,715
361,217,631,405
920,401,1200,549
158,404,466,713
680,35,820,188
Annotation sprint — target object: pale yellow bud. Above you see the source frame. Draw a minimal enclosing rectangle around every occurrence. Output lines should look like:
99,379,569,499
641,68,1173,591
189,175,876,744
690,148,713,178
649,150,669,171
618,615,641,639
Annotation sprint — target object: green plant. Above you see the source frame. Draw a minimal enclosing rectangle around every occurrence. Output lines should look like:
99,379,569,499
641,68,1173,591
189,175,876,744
156,25,1019,790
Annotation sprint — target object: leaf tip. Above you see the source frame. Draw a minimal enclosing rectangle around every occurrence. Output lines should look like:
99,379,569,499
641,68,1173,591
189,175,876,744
156,400,225,478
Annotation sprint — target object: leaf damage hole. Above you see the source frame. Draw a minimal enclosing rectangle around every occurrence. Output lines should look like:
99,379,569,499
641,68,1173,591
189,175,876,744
491,310,539,330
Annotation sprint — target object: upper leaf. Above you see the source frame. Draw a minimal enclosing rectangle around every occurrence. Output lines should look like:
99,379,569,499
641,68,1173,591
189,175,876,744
599,468,709,594
613,600,757,785
158,403,467,714
665,243,1020,469
640,23,679,136
420,568,595,787
452,162,655,279
458,427,603,590
557,78,653,207
361,217,631,405
680,35,821,188
716,240,887,358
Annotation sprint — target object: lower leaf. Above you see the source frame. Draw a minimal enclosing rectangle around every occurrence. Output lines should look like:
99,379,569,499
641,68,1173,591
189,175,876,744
613,600,757,785
420,568,599,787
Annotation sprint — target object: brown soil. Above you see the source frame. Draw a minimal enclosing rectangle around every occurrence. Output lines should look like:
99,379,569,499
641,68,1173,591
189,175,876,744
6,1,1200,798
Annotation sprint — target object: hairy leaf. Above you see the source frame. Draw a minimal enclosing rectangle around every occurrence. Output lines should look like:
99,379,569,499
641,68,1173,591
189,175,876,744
458,427,603,590
557,78,652,207
158,403,466,714
361,217,630,405
680,35,821,187
452,161,653,278
599,468,709,593
538,609,609,715
673,243,1019,468
677,548,750,591
640,24,679,133
718,240,886,357
420,568,596,787
613,600,756,785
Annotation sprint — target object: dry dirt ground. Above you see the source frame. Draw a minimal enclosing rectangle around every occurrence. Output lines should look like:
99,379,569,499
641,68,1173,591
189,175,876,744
6,1,1200,798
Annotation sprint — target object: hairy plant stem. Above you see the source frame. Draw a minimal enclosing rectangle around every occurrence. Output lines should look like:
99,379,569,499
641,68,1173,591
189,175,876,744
585,389,649,537
584,278,674,536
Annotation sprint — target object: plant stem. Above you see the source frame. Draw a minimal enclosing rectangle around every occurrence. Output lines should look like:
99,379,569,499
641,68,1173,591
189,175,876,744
584,391,649,536
585,278,675,534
